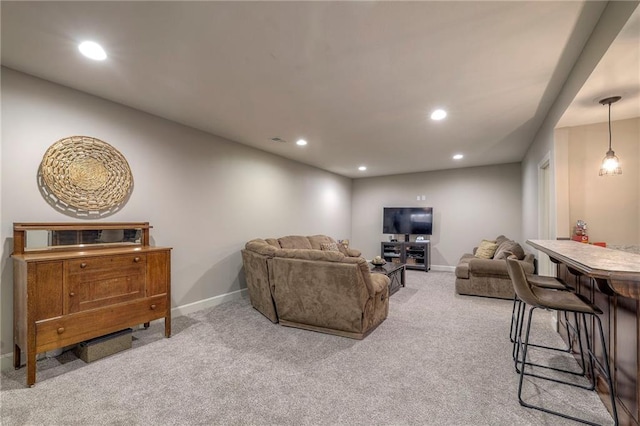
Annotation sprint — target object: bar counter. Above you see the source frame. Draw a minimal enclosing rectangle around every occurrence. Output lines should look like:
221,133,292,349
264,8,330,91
526,239,640,425
527,239,640,299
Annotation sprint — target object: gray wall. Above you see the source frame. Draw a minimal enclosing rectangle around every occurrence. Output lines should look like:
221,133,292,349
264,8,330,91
564,118,639,245
0,68,352,358
351,163,522,269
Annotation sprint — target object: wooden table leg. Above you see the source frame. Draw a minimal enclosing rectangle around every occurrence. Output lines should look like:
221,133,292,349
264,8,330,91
165,314,171,338
13,344,21,369
27,354,36,387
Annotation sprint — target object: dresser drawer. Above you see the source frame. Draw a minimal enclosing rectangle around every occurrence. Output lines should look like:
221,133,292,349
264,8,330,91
67,254,146,275
66,254,147,313
36,295,168,353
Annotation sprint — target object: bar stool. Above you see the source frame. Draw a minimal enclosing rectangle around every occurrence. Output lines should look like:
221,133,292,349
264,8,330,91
506,258,618,425
507,254,575,361
510,273,583,371
509,260,592,380
510,274,567,343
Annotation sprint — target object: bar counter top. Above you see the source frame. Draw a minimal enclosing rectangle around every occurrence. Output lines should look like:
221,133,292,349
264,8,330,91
527,239,640,299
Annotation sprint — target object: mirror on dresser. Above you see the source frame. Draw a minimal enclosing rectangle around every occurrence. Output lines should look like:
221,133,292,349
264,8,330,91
24,227,143,251
14,222,150,254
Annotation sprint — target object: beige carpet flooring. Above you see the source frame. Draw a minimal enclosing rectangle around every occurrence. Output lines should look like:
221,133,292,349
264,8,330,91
1,271,615,425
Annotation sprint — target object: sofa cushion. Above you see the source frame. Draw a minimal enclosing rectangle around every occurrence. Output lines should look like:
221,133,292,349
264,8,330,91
475,240,498,259
495,235,510,246
278,235,313,249
494,240,525,260
265,238,280,247
276,248,345,262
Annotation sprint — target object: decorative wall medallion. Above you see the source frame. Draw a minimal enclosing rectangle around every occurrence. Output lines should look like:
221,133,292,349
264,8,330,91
38,136,133,217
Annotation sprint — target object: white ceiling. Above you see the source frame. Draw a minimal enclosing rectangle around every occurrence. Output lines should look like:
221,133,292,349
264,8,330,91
1,2,638,178
557,6,640,128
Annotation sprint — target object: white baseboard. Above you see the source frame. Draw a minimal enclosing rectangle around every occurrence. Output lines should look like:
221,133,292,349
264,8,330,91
430,265,455,272
0,288,249,373
171,288,248,317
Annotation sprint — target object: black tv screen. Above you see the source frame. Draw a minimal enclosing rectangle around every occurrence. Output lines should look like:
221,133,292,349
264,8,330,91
383,207,433,235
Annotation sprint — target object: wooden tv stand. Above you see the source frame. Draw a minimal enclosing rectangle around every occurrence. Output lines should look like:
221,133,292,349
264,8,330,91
12,222,172,387
381,240,431,271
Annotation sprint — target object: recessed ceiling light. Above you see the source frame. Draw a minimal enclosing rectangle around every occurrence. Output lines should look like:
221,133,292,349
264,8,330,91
453,154,464,160
296,139,307,146
430,109,447,120
358,166,367,171
78,41,107,61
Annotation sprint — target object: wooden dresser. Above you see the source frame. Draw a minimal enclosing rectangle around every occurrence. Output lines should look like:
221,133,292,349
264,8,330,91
12,222,171,387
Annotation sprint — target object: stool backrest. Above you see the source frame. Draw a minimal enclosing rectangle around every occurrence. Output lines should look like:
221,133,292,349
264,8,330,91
506,257,540,307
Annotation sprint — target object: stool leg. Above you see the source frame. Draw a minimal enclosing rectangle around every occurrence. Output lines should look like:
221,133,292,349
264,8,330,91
517,306,535,403
510,296,519,343
514,308,584,377
517,307,603,425
513,299,527,366
574,312,589,379
587,313,619,425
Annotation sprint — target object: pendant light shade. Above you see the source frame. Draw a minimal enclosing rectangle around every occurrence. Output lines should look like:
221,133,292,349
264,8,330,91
598,96,622,176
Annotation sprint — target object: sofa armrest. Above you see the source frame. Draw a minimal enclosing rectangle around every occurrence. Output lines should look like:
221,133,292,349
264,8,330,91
345,248,362,257
468,258,507,275
245,239,279,256
468,257,534,276
370,273,390,294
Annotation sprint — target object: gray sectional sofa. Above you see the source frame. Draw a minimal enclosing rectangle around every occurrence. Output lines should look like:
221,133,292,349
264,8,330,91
241,235,389,339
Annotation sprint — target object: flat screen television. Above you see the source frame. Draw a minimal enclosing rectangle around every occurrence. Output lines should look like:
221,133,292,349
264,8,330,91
383,207,433,236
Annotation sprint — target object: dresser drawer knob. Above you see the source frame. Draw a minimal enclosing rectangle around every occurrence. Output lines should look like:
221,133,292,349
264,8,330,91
134,257,141,263
69,292,75,297
57,327,65,334
80,263,87,269
150,304,157,310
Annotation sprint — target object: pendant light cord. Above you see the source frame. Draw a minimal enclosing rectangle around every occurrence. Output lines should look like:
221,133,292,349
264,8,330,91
608,102,612,151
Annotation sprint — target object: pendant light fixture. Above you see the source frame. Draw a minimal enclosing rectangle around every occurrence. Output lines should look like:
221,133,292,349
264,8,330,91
598,96,622,176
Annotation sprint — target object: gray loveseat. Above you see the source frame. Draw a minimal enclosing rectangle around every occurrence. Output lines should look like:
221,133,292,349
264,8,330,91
454,235,535,299
241,235,390,339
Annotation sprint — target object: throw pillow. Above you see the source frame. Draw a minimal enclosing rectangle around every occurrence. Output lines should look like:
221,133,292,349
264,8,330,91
494,240,525,260
475,239,498,259
320,242,340,252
